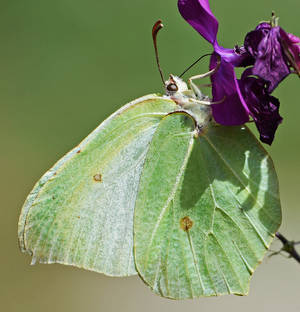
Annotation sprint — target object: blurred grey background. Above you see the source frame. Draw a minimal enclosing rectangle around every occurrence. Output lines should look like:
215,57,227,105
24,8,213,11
1,0,300,311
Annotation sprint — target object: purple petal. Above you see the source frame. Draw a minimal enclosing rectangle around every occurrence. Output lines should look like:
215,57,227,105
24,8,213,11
244,27,270,58
214,45,254,67
286,32,300,44
280,29,300,74
209,53,249,125
245,25,290,92
255,22,272,32
239,70,282,145
178,0,218,45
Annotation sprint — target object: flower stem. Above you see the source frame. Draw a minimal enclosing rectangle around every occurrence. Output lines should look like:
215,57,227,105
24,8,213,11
275,232,300,263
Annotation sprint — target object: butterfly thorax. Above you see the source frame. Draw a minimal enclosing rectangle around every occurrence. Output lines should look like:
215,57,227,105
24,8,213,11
164,75,212,132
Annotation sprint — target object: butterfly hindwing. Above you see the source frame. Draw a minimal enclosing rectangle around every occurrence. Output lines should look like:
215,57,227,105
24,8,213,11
134,118,281,299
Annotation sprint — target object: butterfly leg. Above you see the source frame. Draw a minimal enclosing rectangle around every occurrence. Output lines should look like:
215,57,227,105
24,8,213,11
188,78,205,100
185,97,225,106
188,53,221,83
185,79,215,104
185,97,211,106
187,54,221,100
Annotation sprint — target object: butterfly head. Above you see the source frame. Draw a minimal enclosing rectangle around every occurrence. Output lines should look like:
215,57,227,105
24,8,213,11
165,75,188,96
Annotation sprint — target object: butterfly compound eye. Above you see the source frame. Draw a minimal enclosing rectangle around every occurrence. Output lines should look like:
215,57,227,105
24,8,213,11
167,83,178,92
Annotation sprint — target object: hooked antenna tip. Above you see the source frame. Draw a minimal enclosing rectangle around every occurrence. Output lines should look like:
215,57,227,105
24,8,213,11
152,20,164,37
152,20,165,86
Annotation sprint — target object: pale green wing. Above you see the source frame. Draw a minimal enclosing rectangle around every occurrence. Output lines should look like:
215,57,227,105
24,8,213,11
134,115,281,299
18,94,177,277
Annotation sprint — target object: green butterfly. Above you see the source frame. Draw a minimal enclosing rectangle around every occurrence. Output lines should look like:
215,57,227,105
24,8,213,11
18,21,281,299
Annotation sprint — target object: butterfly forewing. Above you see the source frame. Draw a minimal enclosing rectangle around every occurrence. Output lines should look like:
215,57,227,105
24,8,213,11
18,95,177,277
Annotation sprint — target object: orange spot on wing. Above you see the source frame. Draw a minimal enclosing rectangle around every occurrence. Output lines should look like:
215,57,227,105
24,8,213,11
180,216,193,232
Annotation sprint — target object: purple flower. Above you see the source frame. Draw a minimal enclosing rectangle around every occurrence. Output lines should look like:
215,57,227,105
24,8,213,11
178,0,300,144
178,0,252,125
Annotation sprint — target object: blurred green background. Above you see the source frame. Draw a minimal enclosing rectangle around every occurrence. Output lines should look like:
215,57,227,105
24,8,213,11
2,0,300,311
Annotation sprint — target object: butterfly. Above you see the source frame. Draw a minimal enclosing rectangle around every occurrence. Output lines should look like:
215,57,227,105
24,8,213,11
18,20,281,299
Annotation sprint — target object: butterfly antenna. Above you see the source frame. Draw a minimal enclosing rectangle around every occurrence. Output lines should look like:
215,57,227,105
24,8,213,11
179,53,212,78
152,20,165,86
